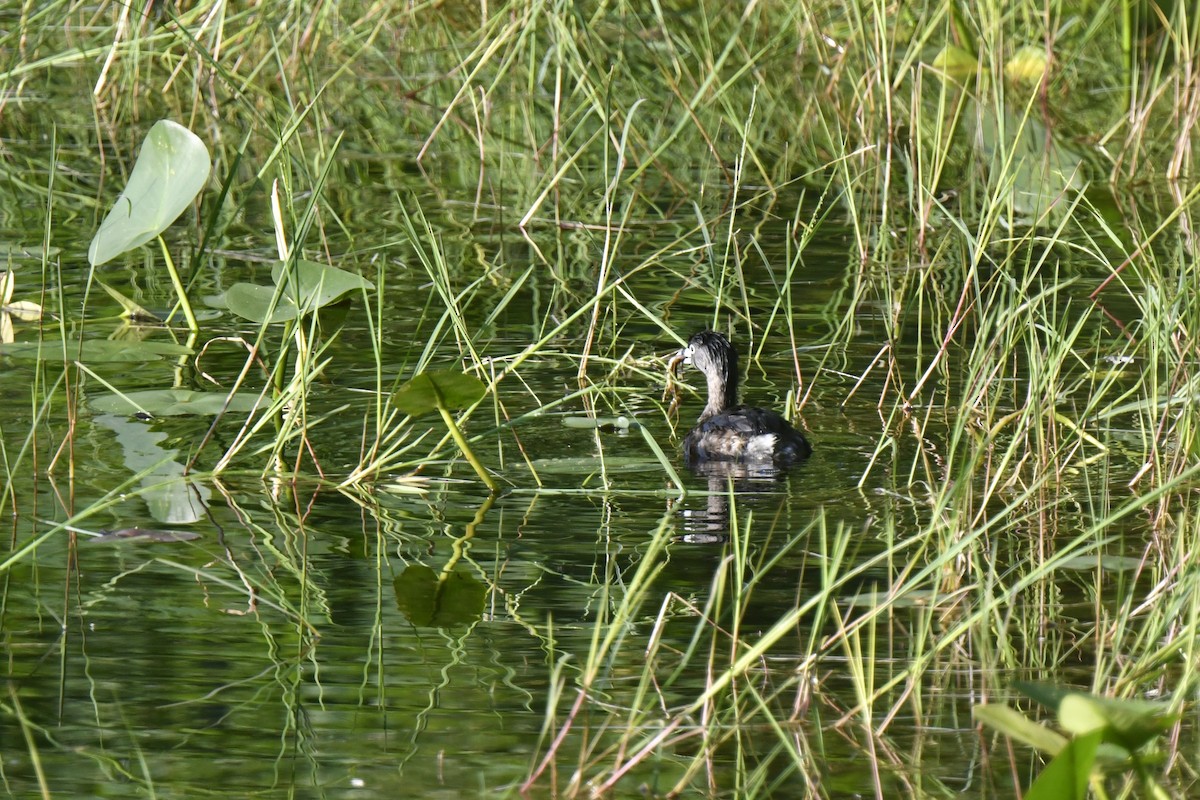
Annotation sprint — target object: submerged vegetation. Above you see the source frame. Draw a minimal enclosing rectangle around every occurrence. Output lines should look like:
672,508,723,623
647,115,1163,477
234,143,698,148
3,0,1200,796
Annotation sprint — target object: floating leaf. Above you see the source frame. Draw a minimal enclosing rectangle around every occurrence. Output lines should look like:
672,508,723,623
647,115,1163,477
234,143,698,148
0,339,192,361
0,271,44,322
221,282,302,324
563,415,637,431
1058,555,1144,572
976,104,1084,223
216,259,374,323
3,300,43,322
87,527,201,544
90,388,263,417
0,243,61,260
843,588,943,608
393,370,487,416
273,259,374,310
522,456,661,474
89,120,211,267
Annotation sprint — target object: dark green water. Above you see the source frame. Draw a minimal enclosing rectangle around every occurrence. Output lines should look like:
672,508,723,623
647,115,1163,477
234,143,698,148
0,29,1191,800
0,212,1136,798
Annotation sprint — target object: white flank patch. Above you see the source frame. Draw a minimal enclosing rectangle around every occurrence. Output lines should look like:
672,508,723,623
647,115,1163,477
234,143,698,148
744,434,778,460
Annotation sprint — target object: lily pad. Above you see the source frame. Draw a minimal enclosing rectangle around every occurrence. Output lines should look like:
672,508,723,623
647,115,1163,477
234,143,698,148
87,527,202,544
393,370,487,416
1058,555,1144,572
218,259,374,323
90,388,264,416
89,120,212,267
563,415,638,431
0,339,192,361
0,243,61,260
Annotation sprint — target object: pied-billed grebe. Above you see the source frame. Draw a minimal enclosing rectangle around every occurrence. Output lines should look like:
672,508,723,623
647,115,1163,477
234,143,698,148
673,330,811,466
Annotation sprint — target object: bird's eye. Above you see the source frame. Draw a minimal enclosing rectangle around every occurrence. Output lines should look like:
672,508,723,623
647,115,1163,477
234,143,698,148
682,345,695,365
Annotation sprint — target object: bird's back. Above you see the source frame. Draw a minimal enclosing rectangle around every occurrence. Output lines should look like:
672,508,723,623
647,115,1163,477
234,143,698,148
682,406,811,466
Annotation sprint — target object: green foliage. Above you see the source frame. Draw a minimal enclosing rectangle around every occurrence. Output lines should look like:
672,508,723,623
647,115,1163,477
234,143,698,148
393,370,496,491
6,1,1200,798
216,259,375,324
975,683,1177,799
90,388,263,417
1026,731,1102,800
392,370,487,417
88,120,210,267
0,339,192,361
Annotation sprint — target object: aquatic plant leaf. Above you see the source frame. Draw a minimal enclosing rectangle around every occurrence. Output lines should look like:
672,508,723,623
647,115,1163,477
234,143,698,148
3,300,43,322
0,271,44,322
522,456,661,474
87,527,201,544
0,339,192,361
393,370,487,416
931,44,977,78
1058,693,1177,752
272,259,374,311
90,388,263,417
563,415,637,431
1058,555,1144,572
976,104,1083,222
1017,681,1177,752
973,704,1068,755
1025,730,1101,800
0,242,61,260
221,282,303,323
844,588,943,608
218,259,374,323
1006,45,1052,85
89,120,211,267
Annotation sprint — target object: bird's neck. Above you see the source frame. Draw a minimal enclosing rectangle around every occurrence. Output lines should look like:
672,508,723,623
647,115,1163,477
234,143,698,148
701,371,737,420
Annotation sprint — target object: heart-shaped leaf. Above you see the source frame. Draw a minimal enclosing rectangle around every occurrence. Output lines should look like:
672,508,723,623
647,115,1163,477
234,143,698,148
90,388,264,416
89,120,211,267
393,370,487,416
0,339,192,361
215,259,374,323
272,259,374,311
